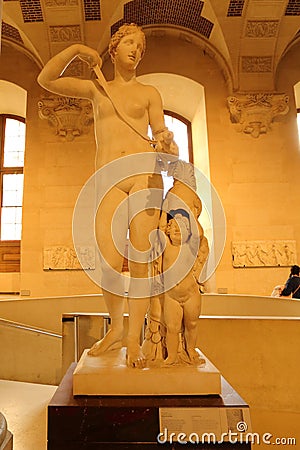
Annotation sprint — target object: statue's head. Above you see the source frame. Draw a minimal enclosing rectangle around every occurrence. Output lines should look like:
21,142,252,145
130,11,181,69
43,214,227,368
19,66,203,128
167,212,191,246
109,23,146,62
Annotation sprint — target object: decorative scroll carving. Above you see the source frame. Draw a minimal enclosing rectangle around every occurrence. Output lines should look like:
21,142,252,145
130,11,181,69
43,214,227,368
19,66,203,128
38,96,93,141
44,246,95,270
232,240,297,268
227,93,289,138
245,20,279,38
241,56,272,72
49,25,81,42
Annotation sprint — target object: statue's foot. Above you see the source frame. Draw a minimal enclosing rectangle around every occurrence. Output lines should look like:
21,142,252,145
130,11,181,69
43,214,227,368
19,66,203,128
126,343,146,369
88,329,122,356
163,356,177,366
188,348,205,365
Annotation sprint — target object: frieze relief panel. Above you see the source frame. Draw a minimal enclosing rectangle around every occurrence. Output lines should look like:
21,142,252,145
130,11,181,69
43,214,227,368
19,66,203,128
44,246,95,270
45,0,78,6
38,96,93,141
227,93,289,138
232,240,297,268
49,25,81,42
241,56,272,73
245,20,279,38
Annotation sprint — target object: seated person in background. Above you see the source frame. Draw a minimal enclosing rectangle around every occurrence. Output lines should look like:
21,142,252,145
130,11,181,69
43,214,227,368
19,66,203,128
280,265,300,299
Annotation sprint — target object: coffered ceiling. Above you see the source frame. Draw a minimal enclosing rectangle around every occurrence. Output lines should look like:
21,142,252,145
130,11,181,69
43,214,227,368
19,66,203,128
1,0,300,91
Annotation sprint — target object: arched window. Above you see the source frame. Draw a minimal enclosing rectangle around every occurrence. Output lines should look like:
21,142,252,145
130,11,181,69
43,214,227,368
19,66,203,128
0,115,25,272
294,81,300,143
297,108,300,142
164,110,193,163
161,111,192,196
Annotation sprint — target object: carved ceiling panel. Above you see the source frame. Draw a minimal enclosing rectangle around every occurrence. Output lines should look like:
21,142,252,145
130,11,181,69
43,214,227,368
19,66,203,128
1,0,300,92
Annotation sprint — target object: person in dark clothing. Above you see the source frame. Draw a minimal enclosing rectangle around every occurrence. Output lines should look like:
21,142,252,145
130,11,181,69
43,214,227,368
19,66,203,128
280,265,300,299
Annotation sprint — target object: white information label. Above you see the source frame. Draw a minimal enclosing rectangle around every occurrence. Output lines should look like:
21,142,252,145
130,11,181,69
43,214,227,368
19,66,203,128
158,407,251,444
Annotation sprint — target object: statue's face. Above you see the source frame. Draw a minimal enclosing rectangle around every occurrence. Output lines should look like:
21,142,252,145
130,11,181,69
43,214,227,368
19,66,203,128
168,215,190,246
114,32,144,69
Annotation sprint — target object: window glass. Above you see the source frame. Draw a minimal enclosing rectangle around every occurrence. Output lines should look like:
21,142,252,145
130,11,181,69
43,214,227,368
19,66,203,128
1,207,22,240
3,118,26,167
2,174,24,207
164,115,189,162
0,115,25,241
157,113,191,196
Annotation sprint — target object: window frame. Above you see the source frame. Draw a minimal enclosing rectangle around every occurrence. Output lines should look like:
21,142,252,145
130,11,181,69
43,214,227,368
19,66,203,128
297,108,300,141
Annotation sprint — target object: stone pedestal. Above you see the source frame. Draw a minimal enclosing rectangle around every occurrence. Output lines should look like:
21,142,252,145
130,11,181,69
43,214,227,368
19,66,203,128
0,432,12,450
0,413,12,450
48,364,251,449
73,348,221,396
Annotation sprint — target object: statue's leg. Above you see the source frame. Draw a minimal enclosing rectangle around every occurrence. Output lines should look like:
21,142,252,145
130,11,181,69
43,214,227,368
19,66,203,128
88,186,129,356
163,294,183,364
126,216,155,368
126,175,163,367
182,293,202,361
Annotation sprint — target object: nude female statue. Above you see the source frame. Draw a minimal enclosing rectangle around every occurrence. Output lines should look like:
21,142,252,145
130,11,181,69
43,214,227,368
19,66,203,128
38,23,177,368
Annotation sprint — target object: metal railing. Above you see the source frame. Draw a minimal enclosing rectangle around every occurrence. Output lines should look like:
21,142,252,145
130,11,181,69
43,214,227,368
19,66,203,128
0,317,63,384
0,317,62,339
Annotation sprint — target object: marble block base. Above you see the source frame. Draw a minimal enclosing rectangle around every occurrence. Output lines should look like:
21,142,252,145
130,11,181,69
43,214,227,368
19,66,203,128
49,364,251,449
0,431,13,450
73,348,221,396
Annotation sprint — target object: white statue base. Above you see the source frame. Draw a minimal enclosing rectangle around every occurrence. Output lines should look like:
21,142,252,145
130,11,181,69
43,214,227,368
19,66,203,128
73,348,221,396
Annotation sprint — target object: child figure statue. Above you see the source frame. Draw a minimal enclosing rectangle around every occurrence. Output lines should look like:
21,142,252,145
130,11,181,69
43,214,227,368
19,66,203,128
162,208,208,365
143,160,209,366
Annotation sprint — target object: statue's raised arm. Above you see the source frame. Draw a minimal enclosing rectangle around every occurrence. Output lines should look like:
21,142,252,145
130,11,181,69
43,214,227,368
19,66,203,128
37,44,102,100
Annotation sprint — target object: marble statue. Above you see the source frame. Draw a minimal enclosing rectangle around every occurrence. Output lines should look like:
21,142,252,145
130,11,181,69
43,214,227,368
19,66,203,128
38,23,178,368
162,211,207,365
143,160,209,366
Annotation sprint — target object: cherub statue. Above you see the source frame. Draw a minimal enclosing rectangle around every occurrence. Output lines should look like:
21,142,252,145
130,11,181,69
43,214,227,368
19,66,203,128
143,160,209,366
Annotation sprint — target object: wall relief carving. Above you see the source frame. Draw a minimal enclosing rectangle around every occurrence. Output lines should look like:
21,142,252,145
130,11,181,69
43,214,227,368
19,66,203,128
46,0,78,6
241,56,272,73
227,93,289,138
38,96,93,141
49,25,81,42
232,240,297,268
44,245,95,270
245,20,279,38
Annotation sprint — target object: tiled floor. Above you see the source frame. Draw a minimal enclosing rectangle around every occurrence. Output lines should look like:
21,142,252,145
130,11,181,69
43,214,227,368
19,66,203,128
0,379,57,450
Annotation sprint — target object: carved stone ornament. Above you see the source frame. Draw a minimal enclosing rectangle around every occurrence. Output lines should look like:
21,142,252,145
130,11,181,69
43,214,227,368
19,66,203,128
232,240,297,268
245,20,279,38
49,25,81,43
38,96,93,141
44,245,95,270
227,93,289,138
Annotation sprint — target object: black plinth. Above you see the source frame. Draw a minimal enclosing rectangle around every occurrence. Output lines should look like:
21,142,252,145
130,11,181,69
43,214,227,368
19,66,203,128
48,364,251,449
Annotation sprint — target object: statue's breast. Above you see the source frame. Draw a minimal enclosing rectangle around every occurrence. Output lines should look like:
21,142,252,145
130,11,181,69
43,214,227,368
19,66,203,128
123,98,146,119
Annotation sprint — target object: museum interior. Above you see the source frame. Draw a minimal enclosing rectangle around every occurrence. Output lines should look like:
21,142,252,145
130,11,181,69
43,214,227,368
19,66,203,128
0,0,300,448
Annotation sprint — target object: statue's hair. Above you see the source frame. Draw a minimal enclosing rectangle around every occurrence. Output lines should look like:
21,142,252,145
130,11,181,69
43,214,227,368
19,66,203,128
109,23,146,61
